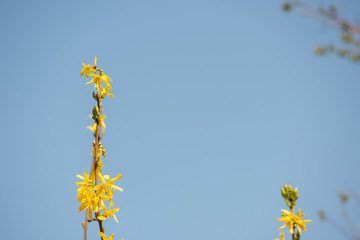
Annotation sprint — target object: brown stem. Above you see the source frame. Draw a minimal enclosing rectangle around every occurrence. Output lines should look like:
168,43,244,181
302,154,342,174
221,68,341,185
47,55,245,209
292,224,296,240
82,61,104,240
289,206,296,240
83,209,88,240
98,219,104,234
93,93,104,240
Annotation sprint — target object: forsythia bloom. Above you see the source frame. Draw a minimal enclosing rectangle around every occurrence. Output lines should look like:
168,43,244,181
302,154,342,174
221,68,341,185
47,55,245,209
81,56,113,96
97,207,120,223
99,232,115,240
98,172,123,208
80,63,96,78
87,72,112,94
87,114,107,132
86,123,97,132
78,57,120,239
101,85,114,98
76,170,123,222
277,208,311,235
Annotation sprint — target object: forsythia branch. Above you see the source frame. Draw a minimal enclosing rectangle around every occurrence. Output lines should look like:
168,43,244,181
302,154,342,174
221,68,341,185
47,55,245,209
77,56,123,240
276,185,311,240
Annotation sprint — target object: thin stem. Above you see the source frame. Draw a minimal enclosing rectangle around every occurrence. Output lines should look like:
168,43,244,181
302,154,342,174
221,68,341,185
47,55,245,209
290,206,295,240
290,1,360,35
93,94,104,240
82,60,105,240
98,219,104,234
292,224,296,240
342,204,357,237
327,216,353,240
83,209,88,240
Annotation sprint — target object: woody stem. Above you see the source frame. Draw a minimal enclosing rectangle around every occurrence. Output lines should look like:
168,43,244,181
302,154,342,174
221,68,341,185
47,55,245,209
83,209,88,240
93,93,104,240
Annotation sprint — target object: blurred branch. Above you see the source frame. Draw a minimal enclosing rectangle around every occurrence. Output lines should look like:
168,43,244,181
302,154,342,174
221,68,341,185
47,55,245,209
318,191,360,240
283,1,360,34
282,1,360,62
339,191,358,238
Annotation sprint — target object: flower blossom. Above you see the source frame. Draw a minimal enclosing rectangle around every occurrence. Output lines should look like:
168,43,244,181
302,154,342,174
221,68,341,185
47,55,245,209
277,208,311,235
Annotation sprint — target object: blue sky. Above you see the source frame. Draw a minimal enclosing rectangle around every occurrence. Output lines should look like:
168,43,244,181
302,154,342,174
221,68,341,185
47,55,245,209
1,0,360,240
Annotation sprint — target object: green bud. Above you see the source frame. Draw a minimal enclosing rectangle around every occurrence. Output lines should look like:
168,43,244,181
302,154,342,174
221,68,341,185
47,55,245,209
281,184,299,207
281,187,286,197
92,106,100,119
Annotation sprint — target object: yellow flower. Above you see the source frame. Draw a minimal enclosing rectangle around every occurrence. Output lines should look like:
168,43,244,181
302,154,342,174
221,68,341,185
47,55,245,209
76,170,123,222
99,232,115,240
87,115,107,132
98,172,123,207
101,85,114,98
101,173,124,192
87,72,112,93
86,123,97,132
76,171,99,218
97,207,120,223
80,63,95,79
277,209,311,235
98,115,107,129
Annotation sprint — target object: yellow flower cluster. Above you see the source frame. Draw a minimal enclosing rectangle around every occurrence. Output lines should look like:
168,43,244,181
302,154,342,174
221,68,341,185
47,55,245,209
76,171,123,222
277,208,311,235
80,56,113,135
80,56,114,97
276,185,311,240
78,57,123,240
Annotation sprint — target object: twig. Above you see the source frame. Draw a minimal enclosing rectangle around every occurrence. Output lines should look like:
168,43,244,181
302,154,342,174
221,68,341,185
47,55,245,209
288,1,360,35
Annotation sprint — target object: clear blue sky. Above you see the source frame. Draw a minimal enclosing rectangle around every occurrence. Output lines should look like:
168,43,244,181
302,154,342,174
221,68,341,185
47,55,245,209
1,0,360,240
